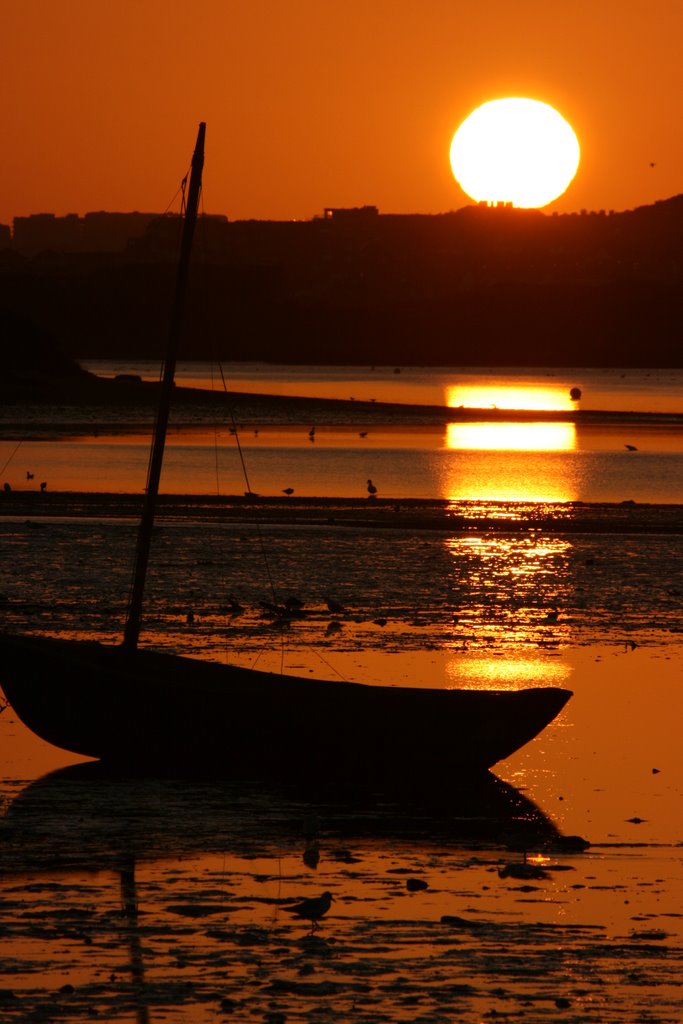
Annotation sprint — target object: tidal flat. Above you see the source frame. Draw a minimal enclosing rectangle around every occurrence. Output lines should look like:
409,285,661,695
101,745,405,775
1,495,682,1022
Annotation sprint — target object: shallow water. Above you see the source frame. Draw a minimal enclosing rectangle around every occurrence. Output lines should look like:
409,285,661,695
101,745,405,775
1,641,682,1023
5,421,683,503
3,364,683,503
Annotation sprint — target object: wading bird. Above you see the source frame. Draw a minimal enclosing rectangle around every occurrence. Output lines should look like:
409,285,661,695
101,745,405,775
282,891,333,929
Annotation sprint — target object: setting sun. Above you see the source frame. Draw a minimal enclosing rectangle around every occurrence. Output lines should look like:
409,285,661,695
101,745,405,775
450,98,580,208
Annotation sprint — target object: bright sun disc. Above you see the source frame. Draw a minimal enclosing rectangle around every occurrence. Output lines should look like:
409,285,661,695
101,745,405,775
450,98,580,208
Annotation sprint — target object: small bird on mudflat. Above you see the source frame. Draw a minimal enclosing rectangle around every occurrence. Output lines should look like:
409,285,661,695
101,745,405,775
282,891,333,928
282,487,294,496
367,478,378,497
624,444,638,451
324,596,346,614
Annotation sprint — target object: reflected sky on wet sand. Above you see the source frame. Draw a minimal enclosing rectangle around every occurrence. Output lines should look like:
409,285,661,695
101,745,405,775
1,644,681,1023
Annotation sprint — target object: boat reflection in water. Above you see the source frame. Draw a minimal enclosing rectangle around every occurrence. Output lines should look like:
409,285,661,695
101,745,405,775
0,765,579,1021
1,761,565,877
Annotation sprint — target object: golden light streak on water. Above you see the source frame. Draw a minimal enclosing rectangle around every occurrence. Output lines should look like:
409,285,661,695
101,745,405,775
446,421,577,452
447,383,575,412
439,452,578,503
446,654,572,691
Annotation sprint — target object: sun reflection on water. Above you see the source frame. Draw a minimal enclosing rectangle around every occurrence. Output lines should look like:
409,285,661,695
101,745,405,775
447,383,574,412
444,534,575,651
447,421,576,452
439,418,579,503
446,653,572,691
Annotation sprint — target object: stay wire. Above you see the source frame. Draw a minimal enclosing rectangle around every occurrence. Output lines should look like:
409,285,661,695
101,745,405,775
0,440,23,478
193,190,281,611
217,360,280,609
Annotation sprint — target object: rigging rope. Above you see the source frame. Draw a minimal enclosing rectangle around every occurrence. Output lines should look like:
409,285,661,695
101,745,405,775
191,189,281,611
0,440,23,478
216,361,280,609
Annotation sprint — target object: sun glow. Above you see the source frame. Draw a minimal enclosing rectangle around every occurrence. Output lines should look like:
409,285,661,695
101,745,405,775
450,98,580,208
447,422,576,452
447,384,574,412
439,422,579,502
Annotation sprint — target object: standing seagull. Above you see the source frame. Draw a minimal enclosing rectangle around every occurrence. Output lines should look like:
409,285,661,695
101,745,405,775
282,891,333,930
367,478,378,498
308,425,316,441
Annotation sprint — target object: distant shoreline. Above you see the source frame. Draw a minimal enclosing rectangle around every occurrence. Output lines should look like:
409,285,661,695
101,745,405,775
2,378,683,435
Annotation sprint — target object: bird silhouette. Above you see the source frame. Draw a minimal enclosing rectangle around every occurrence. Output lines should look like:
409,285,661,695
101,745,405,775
624,444,638,451
324,596,346,614
308,426,316,441
282,891,333,929
367,478,378,498
359,431,368,438
282,487,294,496
40,481,47,492
26,471,34,480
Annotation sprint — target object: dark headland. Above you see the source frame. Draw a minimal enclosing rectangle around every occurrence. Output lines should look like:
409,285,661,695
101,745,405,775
1,196,683,368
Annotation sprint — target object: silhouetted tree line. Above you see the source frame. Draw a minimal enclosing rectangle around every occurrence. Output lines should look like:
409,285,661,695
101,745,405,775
1,196,682,367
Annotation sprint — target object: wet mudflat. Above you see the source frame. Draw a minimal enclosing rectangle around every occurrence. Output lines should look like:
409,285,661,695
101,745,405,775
1,499,682,1022
0,762,682,1024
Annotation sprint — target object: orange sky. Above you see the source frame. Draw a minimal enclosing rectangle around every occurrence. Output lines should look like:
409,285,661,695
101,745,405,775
2,0,682,226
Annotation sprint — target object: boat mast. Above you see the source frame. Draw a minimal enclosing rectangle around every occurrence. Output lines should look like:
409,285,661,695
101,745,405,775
123,122,206,652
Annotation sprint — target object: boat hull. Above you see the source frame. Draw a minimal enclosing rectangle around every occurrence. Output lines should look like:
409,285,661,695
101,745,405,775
0,634,572,778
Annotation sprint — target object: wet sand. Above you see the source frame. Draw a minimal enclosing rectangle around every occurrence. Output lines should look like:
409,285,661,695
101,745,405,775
1,492,682,1021
1,643,682,1024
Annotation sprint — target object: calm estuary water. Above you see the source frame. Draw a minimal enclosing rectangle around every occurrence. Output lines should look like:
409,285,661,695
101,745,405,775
3,363,683,503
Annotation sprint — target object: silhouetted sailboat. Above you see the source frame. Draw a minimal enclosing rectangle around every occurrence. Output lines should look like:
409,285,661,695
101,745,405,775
0,124,571,777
